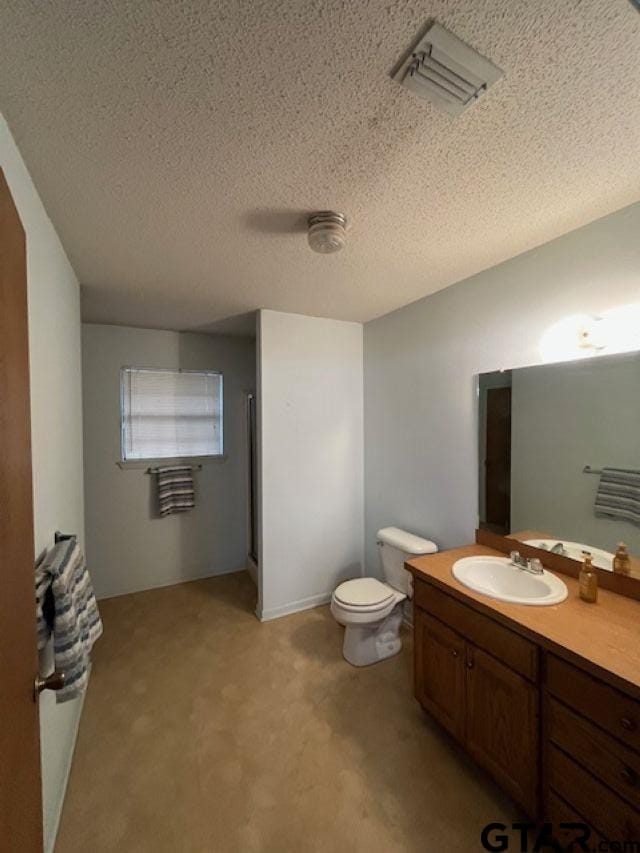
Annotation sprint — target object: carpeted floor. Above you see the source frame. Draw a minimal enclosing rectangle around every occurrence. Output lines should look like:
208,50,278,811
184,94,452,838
56,571,516,852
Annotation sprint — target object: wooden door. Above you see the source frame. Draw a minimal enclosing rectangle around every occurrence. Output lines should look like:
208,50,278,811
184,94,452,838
466,645,539,816
415,610,466,742
0,168,43,851
247,392,258,563
484,386,511,533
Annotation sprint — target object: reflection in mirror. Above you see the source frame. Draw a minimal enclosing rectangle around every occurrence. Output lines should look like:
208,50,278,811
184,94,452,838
478,352,640,579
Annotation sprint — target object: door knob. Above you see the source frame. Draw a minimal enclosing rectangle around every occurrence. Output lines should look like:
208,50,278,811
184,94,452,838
34,671,65,700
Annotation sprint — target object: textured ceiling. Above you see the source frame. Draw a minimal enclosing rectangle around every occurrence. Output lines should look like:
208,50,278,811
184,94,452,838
1,1,639,334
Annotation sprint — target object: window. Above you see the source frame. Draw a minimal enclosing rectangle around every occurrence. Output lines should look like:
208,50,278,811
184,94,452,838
121,368,223,461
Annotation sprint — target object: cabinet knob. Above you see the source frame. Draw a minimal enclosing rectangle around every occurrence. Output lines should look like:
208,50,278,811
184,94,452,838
451,649,459,658
621,765,638,787
620,717,636,732
466,660,474,669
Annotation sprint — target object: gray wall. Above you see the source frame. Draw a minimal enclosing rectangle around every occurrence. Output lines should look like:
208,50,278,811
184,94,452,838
82,324,255,599
1,114,85,853
363,201,640,576
511,355,640,555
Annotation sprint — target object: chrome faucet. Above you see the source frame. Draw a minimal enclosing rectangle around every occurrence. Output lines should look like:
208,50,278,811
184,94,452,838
510,551,544,575
510,550,529,569
549,542,566,555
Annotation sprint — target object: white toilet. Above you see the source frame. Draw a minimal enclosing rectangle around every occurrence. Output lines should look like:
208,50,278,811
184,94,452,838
331,526,438,667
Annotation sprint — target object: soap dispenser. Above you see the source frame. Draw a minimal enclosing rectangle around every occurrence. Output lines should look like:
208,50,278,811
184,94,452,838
579,554,598,603
613,542,631,576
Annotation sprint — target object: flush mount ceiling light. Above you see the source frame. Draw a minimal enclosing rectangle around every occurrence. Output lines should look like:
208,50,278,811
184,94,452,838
307,212,348,254
393,21,503,116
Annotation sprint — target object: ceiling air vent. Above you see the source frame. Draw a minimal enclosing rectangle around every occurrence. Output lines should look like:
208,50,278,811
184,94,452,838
393,22,503,117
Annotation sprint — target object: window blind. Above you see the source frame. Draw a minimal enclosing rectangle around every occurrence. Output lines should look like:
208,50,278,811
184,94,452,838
121,368,223,461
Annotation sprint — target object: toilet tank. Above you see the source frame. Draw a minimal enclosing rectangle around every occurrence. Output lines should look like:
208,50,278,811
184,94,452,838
377,527,438,597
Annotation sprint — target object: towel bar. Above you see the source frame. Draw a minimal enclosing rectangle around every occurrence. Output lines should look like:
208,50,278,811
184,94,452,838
583,466,603,475
54,531,75,543
145,464,203,474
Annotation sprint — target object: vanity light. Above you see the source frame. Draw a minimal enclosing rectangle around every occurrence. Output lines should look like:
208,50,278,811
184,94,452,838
577,316,606,351
601,303,640,352
540,313,602,363
540,303,640,363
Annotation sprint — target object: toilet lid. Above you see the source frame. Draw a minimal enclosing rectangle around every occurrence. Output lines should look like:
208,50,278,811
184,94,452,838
334,578,395,608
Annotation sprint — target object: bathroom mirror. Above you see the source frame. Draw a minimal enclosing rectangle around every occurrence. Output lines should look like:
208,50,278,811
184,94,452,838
478,350,640,580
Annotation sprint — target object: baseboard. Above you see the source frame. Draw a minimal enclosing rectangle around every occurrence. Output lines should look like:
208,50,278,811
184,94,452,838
257,590,332,622
45,665,90,853
96,565,246,601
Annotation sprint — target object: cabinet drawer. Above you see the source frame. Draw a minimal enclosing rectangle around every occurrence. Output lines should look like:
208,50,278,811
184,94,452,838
546,654,640,751
414,580,538,682
545,790,605,849
548,697,640,811
548,744,640,842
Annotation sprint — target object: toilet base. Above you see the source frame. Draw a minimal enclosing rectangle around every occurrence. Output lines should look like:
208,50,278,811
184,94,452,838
341,604,403,667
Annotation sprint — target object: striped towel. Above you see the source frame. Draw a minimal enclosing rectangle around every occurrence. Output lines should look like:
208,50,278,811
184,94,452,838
594,468,640,525
35,537,102,703
156,466,195,516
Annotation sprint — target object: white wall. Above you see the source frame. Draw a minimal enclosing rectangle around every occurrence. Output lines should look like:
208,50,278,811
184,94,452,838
258,310,364,620
1,115,85,853
82,324,256,599
511,355,640,555
363,202,640,575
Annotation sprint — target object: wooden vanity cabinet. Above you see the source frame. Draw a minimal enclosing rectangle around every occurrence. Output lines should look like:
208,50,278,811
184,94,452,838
413,574,640,839
414,582,540,816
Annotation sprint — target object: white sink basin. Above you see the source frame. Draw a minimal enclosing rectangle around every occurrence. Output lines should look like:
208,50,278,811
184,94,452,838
524,539,613,572
452,556,568,606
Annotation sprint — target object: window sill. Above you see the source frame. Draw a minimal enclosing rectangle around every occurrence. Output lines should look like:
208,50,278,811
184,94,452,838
116,455,228,470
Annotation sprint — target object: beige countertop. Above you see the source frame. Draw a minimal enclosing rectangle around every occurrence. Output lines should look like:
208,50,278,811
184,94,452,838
406,543,640,699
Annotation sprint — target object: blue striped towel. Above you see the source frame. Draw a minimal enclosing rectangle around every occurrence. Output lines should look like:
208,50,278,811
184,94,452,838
35,537,102,703
156,466,195,516
594,468,640,526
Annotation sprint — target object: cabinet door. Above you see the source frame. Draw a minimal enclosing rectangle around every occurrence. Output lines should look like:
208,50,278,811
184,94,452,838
466,645,539,816
415,609,466,742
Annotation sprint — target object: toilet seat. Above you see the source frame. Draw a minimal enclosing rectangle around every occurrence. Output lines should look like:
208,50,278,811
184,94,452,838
334,577,398,612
